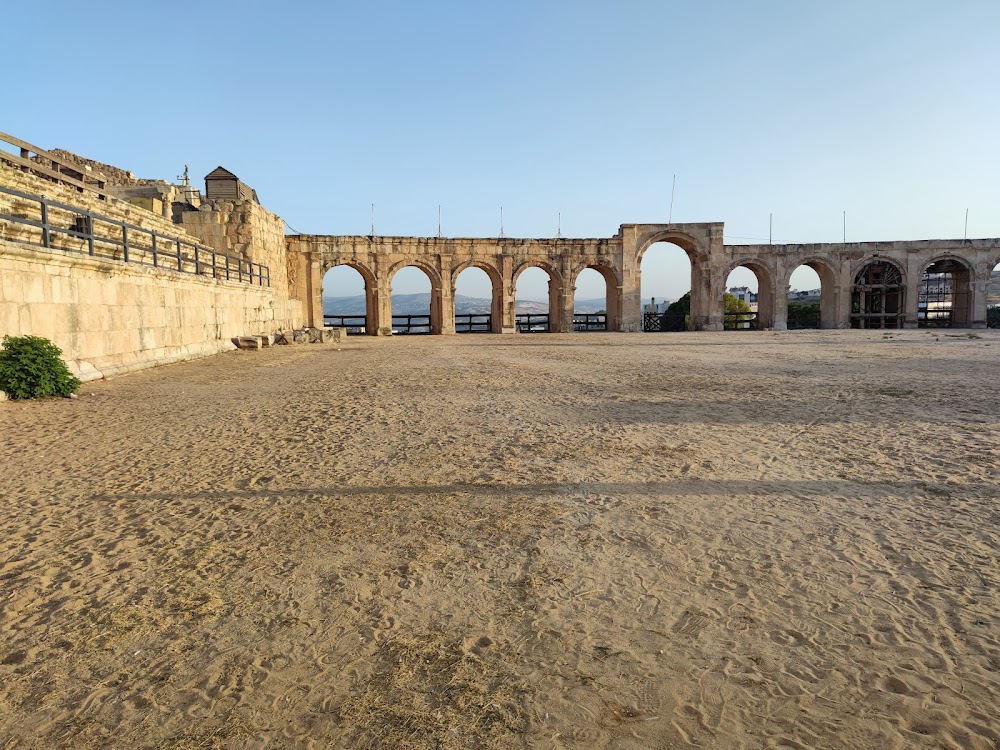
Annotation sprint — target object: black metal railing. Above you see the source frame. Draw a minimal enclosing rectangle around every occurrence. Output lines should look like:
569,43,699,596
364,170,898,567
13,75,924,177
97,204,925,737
455,313,491,332
516,313,550,332
724,311,758,330
643,311,687,332
573,313,606,331
324,314,367,334
0,184,270,287
392,315,432,334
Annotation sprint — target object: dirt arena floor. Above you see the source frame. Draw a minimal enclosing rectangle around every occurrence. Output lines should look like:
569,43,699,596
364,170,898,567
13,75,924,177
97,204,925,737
1,330,998,749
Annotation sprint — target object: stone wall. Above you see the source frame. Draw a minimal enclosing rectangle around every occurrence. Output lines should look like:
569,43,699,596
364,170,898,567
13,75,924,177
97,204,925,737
181,199,290,296
0,161,199,249
0,238,302,382
1,159,305,382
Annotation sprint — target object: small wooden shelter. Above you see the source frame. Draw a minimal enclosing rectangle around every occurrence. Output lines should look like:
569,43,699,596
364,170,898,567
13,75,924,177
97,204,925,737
204,167,259,203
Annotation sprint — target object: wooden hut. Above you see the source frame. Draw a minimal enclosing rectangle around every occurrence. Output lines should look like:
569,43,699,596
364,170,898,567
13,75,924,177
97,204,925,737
204,167,259,203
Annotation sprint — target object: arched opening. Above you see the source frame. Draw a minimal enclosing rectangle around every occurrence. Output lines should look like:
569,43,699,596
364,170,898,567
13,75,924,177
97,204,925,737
786,262,836,329
851,260,904,329
918,258,973,328
390,265,436,334
989,259,1000,329
514,265,559,332
573,267,610,331
639,242,693,331
453,265,499,333
323,264,376,335
723,264,773,330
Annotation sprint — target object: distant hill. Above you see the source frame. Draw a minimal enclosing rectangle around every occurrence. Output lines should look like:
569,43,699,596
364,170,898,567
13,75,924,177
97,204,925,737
323,293,608,315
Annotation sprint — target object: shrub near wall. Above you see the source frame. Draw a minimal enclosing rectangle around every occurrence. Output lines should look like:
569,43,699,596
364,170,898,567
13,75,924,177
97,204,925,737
0,335,81,399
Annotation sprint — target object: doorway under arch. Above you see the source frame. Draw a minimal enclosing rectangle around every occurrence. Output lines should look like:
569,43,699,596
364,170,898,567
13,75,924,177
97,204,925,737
323,264,376,335
639,242,693,331
573,266,614,331
918,258,973,328
786,261,836,329
851,260,905,329
390,265,437,334
724,263,773,329
514,265,559,332
453,265,500,333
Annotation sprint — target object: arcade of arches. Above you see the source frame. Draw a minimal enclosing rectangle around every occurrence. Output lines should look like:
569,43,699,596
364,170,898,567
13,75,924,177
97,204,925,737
286,224,1000,334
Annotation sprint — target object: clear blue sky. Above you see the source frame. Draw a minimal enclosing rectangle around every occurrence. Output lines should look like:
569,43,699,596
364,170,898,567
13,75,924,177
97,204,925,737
4,1,998,303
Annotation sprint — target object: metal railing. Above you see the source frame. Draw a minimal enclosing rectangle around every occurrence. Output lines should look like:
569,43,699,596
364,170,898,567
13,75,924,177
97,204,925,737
573,313,606,331
392,315,431,334
516,313,550,332
724,311,758,330
455,313,491,332
324,314,367,334
0,184,269,287
0,131,109,199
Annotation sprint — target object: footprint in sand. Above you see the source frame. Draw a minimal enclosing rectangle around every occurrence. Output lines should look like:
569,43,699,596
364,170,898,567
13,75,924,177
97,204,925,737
672,609,711,638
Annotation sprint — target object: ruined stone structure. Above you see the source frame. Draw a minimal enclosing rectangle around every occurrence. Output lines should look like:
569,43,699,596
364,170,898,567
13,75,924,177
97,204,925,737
0,136,304,380
3,128,999,385
288,226,1000,333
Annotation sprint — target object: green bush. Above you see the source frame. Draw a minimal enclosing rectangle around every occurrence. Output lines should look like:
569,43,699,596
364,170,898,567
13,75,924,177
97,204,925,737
0,335,81,400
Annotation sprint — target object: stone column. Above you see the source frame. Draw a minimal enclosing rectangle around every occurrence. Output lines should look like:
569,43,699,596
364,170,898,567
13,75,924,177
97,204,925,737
971,263,989,328
438,256,455,335
771,285,787,331
377,276,393,336
499,255,517,333
619,228,642,332
903,257,921,329
834,259,854,328
307,252,323,328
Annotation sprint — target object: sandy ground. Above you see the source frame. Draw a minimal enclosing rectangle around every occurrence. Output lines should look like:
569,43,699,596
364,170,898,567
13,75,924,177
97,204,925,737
0,329,998,749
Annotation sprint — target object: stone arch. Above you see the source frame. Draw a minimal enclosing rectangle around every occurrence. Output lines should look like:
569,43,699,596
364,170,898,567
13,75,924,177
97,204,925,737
572,262,622,331
387,259,443,335
321,260,379,336
513,261,563,332
851,257,906,329
724,258,776,329
783,256,839,330
917,254,975,328
634,230,706,267
452,259,503,333
636,232,709,331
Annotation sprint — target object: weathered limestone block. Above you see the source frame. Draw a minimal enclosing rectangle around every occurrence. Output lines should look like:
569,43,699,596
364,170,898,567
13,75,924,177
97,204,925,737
292,329,310,344
236,336,263,350
275,331,295,345
254,333,275,347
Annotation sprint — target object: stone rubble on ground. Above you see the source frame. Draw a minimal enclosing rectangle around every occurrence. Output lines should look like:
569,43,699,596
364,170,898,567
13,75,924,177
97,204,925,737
235,328,344,350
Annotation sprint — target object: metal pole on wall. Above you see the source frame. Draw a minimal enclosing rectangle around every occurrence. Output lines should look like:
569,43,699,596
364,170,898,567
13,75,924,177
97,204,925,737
842,211,846,244
769,213,772,245
668,174,676,224
438,205,442,238
964,208,969,240
371,203,375,237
